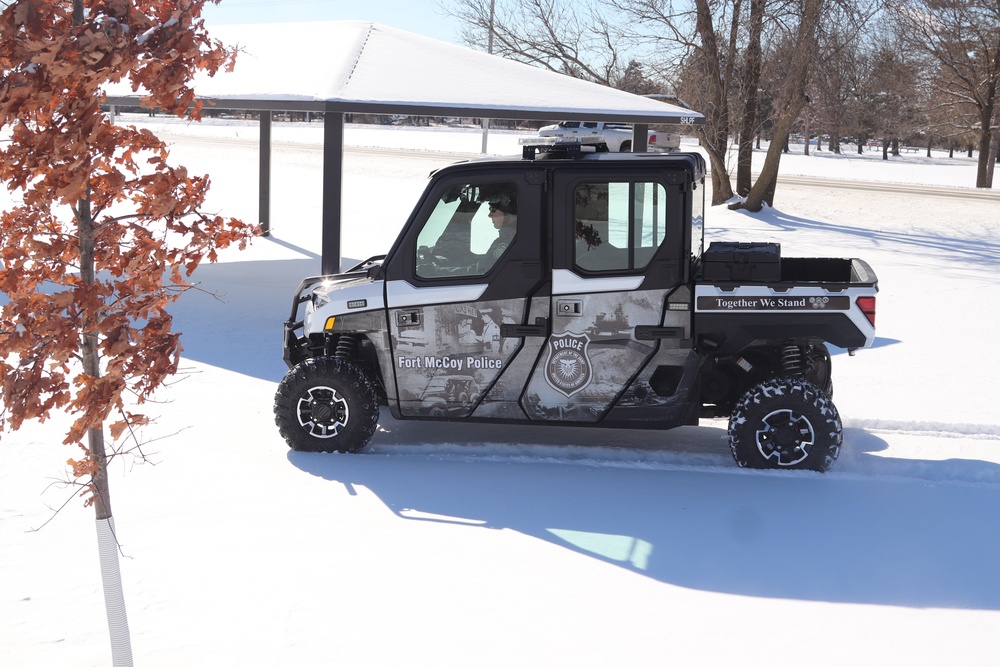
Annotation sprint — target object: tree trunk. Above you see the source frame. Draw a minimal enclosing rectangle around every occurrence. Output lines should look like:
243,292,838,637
77,190,135,667
736,0,765,197
986,128,998,187
700,129,735,204
742,0,824,212
742,113,795,211
694,0,735,204
77,194,111,517
975,101,995,188
803,114,810,156
96,517,133,667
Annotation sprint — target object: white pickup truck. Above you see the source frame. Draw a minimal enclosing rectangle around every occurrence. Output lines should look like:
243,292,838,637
537,121,681,152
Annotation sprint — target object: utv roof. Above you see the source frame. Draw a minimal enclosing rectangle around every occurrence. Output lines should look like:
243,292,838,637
430,144,707,181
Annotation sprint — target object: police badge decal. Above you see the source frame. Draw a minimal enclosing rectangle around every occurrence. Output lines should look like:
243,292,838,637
544,332,593,397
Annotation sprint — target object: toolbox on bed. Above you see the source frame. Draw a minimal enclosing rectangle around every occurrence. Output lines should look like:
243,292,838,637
702,242,781,282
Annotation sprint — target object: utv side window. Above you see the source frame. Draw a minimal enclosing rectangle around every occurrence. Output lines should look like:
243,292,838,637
415,181,518,279
574,181,667,272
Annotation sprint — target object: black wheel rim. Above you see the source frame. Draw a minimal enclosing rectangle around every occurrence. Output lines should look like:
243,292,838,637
297,386,349,438
754,408,815,466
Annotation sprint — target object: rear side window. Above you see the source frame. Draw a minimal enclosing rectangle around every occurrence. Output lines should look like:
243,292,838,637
573,181,668,273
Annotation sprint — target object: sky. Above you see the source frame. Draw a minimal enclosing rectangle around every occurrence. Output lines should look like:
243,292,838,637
202,0,466,43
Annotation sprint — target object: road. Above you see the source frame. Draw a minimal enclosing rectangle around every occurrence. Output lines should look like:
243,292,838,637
776,173,1000,202
159,131,481,162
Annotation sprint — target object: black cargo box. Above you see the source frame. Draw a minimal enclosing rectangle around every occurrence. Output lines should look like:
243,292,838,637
702,242,781,282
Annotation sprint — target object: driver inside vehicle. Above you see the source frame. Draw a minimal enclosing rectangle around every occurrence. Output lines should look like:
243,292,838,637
485,193,517,261
416,184,518,278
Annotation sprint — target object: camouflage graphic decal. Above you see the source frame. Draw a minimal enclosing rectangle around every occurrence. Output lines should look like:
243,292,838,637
391,300,523,417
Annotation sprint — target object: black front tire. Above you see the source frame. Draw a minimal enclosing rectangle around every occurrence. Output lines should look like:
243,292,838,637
728,377,842,472
274,357,379,453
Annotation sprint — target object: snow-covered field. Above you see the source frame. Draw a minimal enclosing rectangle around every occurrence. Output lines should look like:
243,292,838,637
3,117,1000,666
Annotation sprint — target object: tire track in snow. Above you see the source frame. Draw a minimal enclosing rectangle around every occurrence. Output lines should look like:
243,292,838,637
844,419,1000,441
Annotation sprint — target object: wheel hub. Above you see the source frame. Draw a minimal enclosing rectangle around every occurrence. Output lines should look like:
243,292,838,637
312,402,334,421
755,409,815,466
297,386,349,438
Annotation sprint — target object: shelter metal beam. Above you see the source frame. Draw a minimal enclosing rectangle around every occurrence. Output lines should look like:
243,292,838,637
259,110,272,236
632,124,648,153
322,112,345,275
102,96,705,127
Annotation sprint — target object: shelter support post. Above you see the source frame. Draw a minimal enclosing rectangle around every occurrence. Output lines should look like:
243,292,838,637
632,124,648,153
322,112,345,275
259,110,272,236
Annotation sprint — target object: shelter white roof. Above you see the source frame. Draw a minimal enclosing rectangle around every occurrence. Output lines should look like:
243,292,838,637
104,21,703,125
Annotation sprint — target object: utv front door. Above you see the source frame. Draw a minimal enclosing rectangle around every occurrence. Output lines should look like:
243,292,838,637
383,169,547,419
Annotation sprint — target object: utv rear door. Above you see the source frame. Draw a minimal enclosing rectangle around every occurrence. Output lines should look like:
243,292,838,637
522,166,701,425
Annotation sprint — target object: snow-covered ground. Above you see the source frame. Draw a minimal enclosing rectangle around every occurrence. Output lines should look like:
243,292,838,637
3,116,1000,666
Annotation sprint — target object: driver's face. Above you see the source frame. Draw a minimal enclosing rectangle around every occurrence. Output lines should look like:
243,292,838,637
488,207,505,229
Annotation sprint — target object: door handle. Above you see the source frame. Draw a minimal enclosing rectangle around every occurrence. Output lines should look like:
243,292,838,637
634,326,684,340
395,310,421,327
556,299,583,317
501,317,548,337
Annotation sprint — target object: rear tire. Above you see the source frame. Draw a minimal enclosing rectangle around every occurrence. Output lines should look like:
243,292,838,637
274,357,379,453
728,377,842,472
619,140,632,153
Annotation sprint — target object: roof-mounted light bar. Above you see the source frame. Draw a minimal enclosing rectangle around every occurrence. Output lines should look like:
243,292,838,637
518,135,610,160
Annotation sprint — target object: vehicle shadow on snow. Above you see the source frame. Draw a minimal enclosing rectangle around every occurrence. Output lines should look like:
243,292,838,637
288,420,1000,611
178,244,1000,610
842,426,1000,485
167,243,357,383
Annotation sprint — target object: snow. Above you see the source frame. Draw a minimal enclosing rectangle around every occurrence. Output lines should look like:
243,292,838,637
3,116,1000,665
136,18,179,46
102,22,700,122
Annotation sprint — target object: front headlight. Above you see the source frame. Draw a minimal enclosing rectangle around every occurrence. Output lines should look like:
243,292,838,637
311,290,331,308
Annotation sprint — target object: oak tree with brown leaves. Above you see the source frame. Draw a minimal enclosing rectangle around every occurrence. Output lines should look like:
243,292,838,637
0,0,255,662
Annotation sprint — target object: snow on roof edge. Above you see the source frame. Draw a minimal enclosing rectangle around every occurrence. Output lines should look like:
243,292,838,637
103,20,704,124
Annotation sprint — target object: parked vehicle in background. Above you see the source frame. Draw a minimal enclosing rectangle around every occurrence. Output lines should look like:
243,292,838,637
537,121,680,153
